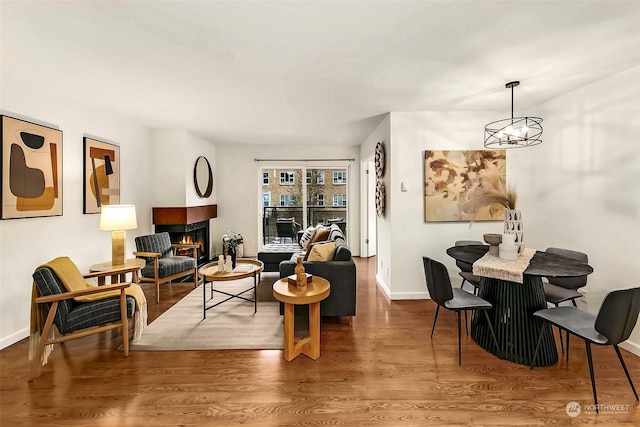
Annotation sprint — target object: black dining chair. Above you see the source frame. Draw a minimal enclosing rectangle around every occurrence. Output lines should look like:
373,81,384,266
422,256,501,365
531,287,640,413
454,240,484,295
543,247,589,353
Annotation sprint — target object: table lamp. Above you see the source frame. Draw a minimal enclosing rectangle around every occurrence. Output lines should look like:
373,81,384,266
100,204,137,265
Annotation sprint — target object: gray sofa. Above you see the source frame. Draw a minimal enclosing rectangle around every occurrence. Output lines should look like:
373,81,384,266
277,224,356,319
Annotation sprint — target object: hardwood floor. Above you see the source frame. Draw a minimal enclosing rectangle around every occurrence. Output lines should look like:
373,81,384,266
2,256,639,426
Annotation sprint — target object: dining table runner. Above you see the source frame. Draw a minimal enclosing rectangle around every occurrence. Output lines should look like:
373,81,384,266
472,247,536,284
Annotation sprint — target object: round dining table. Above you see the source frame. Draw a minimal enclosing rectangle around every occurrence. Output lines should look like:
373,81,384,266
446,245,594,366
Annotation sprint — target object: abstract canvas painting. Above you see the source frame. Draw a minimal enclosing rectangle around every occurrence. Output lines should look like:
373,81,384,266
83,137,120,214
424,150,507,222
1,115,63,219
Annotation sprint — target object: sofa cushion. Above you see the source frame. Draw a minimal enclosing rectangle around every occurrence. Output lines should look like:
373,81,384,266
307,241,336,262
141,256,195,278
311,226,330,243
299,226,316,249
333,239,352,261
327,224,345,242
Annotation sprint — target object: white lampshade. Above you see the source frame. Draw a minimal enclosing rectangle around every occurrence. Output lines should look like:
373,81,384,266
100,204,137,231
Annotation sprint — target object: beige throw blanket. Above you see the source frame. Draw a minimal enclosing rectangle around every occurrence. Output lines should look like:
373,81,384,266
29,257,147,366
472,248,536,284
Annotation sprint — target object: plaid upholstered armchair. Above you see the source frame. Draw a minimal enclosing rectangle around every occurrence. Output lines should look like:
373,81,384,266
30,257,141,381
134,232,199,304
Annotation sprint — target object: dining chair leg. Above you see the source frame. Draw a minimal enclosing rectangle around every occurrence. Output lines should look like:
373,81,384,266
566,331,570,363
614,344,639,401
456,311,462,366
552,303,565,354
464,310,469,336
571,299,577,307
530,325,545,369
585,341,598,413
460,279,468,291
482,310,501,359
430,305,440,338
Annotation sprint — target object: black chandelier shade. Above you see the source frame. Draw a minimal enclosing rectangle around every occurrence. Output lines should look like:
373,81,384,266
484,81,543,149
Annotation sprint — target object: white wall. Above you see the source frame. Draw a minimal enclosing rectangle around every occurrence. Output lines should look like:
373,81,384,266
0,79,153,349
513,66,640,352
215,143,360,257
359,115,391,294
150,130,217,256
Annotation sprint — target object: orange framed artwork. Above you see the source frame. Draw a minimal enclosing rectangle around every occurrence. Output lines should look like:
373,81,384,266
424,150,507,222
83,137,120,214
1,115,63,219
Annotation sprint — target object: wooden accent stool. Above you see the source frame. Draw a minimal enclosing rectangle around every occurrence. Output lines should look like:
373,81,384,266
272,277,330,361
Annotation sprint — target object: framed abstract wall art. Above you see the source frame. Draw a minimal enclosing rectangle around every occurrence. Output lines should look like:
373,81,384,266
83,137,120,214
424,150,507,222
1,115,63,219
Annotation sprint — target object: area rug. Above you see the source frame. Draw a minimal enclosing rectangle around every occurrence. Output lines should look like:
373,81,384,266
130,278,283,351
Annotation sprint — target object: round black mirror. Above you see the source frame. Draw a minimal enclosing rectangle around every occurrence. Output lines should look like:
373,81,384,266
194,156,213,198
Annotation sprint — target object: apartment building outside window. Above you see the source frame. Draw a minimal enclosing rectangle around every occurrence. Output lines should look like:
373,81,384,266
333,170,347,185
280,171,295,185
262,172,269,185
262,192,271,207
280,194,294,206
333,194,347,206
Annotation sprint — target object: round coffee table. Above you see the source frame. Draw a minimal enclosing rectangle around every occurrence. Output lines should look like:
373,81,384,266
198,259,264,319
272,276,330,361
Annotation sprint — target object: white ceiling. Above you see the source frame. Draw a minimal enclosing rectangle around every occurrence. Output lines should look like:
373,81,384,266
2,1,640,146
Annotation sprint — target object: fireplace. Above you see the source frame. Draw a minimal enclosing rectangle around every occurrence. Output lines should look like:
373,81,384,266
152,205,217,266
154,221,209,265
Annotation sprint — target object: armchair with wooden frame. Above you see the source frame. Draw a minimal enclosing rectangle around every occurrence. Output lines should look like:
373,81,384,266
134,232,199,304
30,264,136,381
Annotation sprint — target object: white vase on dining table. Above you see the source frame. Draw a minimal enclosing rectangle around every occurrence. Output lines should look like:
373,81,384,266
504,209,524,255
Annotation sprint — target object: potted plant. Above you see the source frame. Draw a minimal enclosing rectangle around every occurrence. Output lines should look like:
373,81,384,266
222,231,243,268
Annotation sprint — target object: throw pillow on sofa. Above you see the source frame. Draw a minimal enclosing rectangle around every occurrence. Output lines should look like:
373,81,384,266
299,226,316,249
306,241,336,262
311,226,330,244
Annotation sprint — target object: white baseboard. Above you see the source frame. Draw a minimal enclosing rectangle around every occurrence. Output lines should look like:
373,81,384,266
0,328,29,350
375,274,429,300
621,340,640,357
375,274,391,299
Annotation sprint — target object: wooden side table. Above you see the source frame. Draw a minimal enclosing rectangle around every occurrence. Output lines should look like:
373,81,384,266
272,276,330,361
89,259,146,286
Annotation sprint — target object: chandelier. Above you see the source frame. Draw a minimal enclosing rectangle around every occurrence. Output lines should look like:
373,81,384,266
484,81,542,148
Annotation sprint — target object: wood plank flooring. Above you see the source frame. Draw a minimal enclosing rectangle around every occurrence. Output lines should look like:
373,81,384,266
2,256,639,425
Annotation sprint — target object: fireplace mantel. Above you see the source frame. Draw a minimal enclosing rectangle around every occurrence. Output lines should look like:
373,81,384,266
152,205,217,225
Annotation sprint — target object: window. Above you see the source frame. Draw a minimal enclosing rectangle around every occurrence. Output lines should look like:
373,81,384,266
317,194,325,206
262,192,271,207
333,194,347,206
262,172,269,186
280,194,294,206
333,170,347,185
280,171,294,185
307,170,325,185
